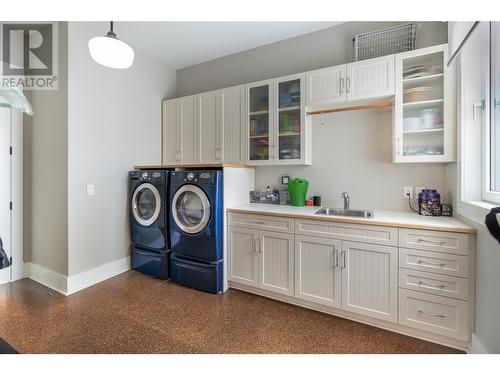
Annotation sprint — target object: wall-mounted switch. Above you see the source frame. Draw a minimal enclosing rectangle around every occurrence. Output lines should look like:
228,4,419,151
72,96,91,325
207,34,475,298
403,186,414,199
281,175,290,185
86,184,95,196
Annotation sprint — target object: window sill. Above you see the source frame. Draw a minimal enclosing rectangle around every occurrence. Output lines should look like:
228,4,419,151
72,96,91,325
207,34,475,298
457,199,497,226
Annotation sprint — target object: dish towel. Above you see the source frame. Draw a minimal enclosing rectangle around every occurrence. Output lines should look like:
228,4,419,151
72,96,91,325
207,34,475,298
485,207,500,245
0,237,10,270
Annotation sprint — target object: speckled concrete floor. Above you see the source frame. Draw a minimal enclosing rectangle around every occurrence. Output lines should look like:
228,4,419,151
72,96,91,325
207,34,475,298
0,271,463,354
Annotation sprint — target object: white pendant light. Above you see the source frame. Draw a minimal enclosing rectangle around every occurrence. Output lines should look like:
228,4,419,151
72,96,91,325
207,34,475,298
88,21,134,69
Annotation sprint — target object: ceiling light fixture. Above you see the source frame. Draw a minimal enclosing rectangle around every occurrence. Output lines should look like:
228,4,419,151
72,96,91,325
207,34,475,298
88,21,134,69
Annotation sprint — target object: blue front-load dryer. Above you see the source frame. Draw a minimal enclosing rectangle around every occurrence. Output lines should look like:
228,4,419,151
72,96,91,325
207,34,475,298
169,170,223,293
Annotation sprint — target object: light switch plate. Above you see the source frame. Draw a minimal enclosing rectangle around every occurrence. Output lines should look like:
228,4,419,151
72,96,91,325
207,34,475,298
86,184,95,196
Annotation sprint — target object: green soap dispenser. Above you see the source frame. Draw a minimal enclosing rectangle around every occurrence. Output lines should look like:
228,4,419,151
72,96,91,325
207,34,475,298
288,178,309,207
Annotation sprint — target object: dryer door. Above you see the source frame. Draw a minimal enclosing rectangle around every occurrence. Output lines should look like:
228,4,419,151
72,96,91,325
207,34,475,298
132,183,161,227
172,185,211,234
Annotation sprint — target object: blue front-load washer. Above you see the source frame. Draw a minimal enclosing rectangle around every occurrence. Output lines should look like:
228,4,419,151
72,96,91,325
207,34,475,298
169,170,223,293
129,170,171,279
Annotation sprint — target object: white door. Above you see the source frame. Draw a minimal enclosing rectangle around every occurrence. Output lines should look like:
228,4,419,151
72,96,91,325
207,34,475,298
346,55,395,101
258,230,294,296
306,65,347,106
341,241,398,323
0,107,11,285
198,91,219,164
393,44,454,163
228,226,259,287
162,99,178,164
275,73,306,165
246,80,274,165
179,96,198,164
295,236,342,308
220,86,245,163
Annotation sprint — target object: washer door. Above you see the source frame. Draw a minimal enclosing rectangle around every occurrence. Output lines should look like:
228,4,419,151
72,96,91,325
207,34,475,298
172,185,211,234
132,183,161,227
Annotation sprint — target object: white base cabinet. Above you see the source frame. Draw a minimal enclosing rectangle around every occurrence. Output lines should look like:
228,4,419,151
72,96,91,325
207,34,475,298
295,236,342,308
228,225,294,297
228,212,475,349
341,241,398,323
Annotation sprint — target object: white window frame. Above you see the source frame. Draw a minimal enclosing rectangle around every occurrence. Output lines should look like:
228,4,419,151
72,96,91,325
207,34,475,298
457,21,499,225
482,22,500,204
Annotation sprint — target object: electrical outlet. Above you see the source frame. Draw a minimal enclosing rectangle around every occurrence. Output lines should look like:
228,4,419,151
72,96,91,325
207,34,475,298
281,175,290,185
403,186,414,199
86,184,95,196
415,186,425,197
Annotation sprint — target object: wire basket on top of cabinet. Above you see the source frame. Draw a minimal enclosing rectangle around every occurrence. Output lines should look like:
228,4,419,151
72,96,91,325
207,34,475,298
353,23,418,61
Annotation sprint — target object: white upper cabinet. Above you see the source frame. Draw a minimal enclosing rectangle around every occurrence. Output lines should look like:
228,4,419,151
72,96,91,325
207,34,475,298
246,74,311,166
393,44,455,163
306,65,346,106
163,86,244,165
197,91,219,164
305,55,394,107
162,95,197,164
220,86,245,163
346,55,395,101
246,79,274,165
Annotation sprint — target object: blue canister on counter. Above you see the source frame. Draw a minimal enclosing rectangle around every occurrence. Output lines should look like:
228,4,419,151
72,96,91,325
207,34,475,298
418,189,442,216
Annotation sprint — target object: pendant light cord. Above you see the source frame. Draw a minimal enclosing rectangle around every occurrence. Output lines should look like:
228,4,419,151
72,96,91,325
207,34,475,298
110,21,113,33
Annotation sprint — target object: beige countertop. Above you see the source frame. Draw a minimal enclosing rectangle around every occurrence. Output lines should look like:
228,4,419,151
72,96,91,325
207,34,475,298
134,163,254,170
227,203,477,234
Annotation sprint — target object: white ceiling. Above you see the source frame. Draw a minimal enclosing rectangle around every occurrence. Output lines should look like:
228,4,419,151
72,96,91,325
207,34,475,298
116,22,342,70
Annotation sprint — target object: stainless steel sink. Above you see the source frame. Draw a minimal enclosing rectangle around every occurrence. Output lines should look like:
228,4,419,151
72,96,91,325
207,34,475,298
315,207,374,218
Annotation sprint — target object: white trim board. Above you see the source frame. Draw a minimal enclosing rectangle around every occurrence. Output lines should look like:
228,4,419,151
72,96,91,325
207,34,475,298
26,262,68,295
468,332,490,354
66,256,130,295
25,256,131,296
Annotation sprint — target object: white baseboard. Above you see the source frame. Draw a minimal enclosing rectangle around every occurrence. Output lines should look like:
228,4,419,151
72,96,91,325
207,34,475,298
66,256,130,295
26,262,68,295
468,332,489,354
11,261,27,281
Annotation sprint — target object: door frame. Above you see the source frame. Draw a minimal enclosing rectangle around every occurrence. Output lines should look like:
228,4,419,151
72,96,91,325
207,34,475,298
0,103,23,285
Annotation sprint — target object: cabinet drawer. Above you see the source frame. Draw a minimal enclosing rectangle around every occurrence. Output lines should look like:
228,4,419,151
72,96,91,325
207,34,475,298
295,219,397,246
228,213,294,234
399,248,468,278
399,269,468,301
399,229,472,255
399,289,468,340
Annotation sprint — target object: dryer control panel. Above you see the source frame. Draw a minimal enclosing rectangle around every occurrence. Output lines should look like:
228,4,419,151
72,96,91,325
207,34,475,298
171,171,219,185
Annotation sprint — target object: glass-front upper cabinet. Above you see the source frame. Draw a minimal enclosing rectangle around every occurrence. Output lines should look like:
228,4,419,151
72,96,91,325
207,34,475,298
247,80,273,164
276,75,304,163
394,44,455,163
246,73,310,165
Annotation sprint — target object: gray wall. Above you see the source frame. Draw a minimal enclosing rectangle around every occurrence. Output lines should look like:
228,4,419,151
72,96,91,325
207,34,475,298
24,23,69,275
257,109,447,210
176,21,449,211
177,22,448,96
67,22,177,276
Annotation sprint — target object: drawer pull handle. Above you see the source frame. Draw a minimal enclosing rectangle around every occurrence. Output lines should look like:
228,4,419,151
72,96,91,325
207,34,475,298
418,281,446,289
418,310,446,318
417,259,446,267
249,221,266,225
417,238,446,245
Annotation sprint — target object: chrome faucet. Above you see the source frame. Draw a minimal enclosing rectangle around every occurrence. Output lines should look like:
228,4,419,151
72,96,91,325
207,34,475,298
341,192,350,210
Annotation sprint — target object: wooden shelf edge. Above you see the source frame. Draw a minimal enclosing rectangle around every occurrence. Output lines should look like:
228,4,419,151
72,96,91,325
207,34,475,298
134,163,255,169
307,101,393,116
